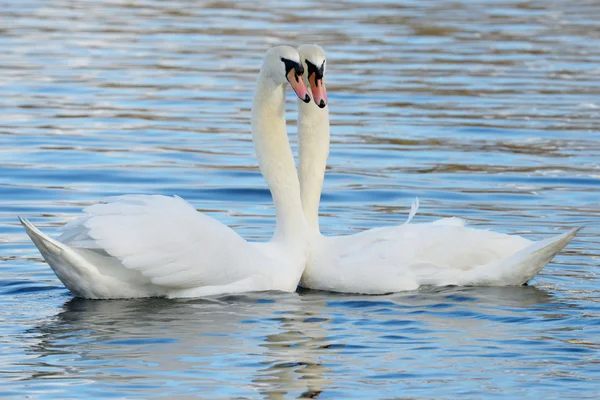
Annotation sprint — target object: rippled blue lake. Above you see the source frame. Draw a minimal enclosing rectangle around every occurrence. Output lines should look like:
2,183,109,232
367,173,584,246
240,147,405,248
1,0,599,398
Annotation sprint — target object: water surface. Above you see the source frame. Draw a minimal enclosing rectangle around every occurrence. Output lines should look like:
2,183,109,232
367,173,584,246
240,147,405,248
1,0,599,398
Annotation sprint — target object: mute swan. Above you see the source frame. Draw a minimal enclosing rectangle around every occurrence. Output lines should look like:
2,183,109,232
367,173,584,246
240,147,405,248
295,44,579,294
20,46,312,299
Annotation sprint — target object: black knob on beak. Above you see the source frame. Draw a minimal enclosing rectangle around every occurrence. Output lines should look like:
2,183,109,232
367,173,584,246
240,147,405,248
318,100,326,108
303,94,311,103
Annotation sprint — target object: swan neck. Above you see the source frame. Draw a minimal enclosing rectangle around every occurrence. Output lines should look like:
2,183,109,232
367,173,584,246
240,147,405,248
297,99,330,232
252,71,307,241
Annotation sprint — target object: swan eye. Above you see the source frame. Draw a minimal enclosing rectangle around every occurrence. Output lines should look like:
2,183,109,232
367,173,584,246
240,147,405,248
280,57,304,76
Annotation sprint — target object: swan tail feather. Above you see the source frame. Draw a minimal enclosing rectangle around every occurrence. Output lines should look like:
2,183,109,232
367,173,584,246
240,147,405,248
19,217,96,297
19,217,160,299
460,227,581,286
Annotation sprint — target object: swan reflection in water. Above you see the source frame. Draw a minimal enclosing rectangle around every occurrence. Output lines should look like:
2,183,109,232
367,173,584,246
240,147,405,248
24,285,569,398
25,292,333,398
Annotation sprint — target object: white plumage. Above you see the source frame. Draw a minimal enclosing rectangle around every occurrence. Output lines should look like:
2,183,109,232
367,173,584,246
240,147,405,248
21,195,304,298
295,44,579,294
20,46,313,299
20,45,579,299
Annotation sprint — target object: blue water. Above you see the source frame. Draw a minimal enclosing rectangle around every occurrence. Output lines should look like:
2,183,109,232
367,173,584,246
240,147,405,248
1,0,599,398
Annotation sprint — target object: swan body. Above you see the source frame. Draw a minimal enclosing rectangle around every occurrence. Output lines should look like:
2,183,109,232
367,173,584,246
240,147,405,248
21,46,312,299
301,212,579,294
296,44,579,294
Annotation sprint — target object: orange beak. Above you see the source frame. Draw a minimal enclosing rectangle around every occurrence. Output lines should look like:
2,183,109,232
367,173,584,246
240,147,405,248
287,69,311,103
309,73,327,108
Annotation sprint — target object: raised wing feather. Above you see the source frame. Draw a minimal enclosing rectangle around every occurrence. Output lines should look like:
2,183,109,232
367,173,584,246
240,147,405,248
60,195,268,289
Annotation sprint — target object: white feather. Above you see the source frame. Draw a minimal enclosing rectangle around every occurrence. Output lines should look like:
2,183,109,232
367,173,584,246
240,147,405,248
20,46,311,299
296,44,580,294
403,197,419,225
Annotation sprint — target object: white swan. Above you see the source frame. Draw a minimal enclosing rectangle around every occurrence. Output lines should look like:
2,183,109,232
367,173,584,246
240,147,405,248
20,46,312,299
295,44,580,294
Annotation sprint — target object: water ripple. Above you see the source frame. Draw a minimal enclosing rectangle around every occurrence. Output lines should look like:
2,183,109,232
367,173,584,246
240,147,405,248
1,0,599,398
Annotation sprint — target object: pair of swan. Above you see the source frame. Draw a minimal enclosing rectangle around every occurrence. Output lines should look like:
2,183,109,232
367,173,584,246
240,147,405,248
21,45,579,299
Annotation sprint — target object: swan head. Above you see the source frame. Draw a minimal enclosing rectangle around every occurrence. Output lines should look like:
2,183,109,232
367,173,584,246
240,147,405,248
263,46,311,103
298,44,327,109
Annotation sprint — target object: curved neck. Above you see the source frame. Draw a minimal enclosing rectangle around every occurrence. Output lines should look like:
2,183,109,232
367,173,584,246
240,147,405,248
252,71,307,241
297,98,330,232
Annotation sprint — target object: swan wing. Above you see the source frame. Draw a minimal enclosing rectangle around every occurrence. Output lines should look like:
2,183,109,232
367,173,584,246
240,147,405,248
333,223,532,272
305,223,577,294
60,195,270,289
